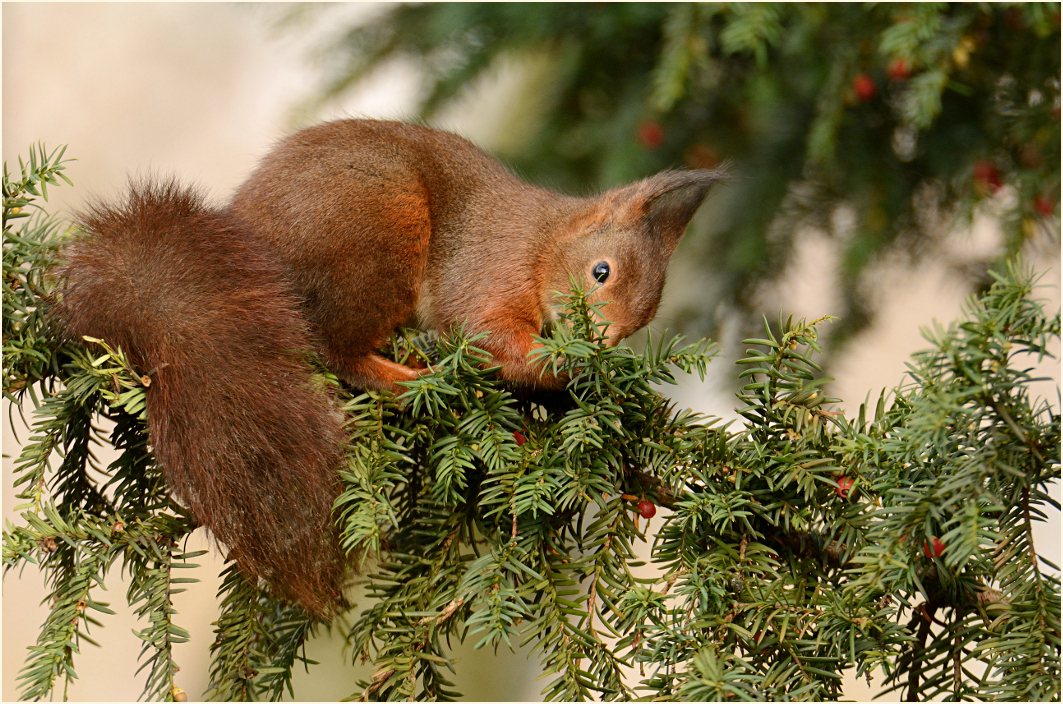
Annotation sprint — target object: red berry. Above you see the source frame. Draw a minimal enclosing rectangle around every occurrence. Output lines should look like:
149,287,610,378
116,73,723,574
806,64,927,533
637,499,656,519
836,476,855,499
852,74,877,101
973,161,1003,193
513,431,526,446
887,58,911,81
637,121,665,150
1035,196,1055,216
923,536,945,559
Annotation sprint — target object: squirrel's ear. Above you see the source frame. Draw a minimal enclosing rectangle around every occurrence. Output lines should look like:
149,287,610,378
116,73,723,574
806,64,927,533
624,169,728,248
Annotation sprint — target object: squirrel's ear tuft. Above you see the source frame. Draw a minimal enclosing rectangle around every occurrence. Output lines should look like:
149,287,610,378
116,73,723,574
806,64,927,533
627,169,728,249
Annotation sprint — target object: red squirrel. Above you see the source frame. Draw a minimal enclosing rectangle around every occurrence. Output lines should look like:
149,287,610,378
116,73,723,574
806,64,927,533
54,119,725,615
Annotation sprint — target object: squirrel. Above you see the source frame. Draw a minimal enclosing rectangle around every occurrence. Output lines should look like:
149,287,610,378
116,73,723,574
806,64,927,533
53,119,725,615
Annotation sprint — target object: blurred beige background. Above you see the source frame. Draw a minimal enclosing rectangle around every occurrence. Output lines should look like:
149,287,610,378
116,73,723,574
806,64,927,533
3,4,1059,701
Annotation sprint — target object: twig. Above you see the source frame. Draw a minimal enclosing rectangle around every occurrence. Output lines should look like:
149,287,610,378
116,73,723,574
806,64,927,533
906,603,937,702
415,597,464,627
361,668,395,701
625,465,679,508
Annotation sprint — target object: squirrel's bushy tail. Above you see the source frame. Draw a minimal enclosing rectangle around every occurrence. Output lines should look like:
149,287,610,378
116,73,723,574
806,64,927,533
54,179,346,615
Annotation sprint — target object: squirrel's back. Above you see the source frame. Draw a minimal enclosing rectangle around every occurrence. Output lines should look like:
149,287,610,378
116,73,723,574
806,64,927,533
55,179,347,614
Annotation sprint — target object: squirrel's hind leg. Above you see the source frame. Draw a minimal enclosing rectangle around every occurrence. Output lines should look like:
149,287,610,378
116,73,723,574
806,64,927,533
331,351,424,396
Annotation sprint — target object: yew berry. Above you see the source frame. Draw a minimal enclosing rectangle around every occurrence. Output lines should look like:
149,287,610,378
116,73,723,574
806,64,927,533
513,430,526,446
637,121,665,150
637,499,657,519
923,536,945,559
836,476,855,499
1035,196,1055,217
973,161,1003,193
852,74,877,101
887,58,911,81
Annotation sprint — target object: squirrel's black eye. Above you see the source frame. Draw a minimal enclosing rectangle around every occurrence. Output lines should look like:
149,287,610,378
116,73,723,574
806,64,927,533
592,261,611,283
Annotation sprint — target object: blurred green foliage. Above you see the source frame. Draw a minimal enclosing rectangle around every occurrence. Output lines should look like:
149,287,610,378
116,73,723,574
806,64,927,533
300,2,1061,345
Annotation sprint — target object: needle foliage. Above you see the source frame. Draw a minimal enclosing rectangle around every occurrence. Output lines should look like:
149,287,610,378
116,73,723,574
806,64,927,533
3,149,1059,702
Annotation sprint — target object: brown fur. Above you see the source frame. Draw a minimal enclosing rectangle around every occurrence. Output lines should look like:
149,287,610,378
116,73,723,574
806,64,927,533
52,120,725,613
231,120,726,389
53,180,346,615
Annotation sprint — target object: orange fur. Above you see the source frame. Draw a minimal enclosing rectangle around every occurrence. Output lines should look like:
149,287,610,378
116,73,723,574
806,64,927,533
232,120,726,390
52,119,725,612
